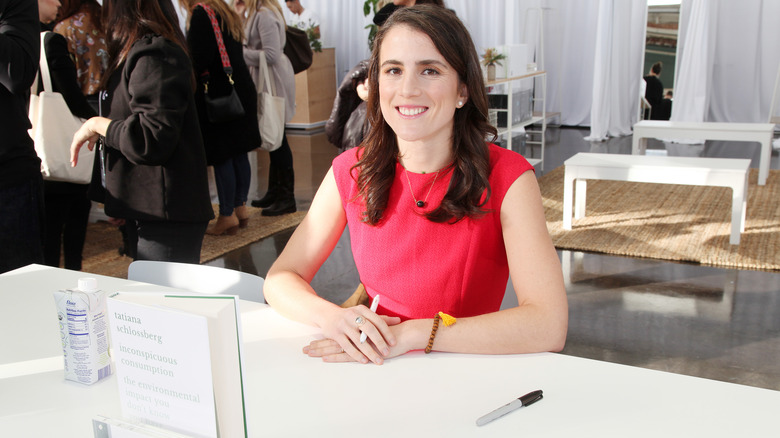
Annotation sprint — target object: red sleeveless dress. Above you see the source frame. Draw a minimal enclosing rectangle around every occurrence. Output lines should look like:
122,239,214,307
333,143,534,320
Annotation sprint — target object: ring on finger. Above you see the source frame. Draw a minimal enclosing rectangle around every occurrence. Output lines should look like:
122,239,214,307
355,316,366,327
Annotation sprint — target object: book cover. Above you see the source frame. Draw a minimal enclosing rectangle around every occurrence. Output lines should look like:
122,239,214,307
107,293,247,438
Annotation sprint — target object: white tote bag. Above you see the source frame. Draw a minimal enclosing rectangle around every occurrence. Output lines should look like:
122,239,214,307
28,32,93,184
257,54,285,152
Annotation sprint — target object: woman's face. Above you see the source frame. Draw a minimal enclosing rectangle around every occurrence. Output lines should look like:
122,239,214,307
39,0,61,24
378,25,466,146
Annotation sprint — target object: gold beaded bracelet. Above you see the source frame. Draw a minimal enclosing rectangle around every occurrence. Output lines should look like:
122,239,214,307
424,311,457,354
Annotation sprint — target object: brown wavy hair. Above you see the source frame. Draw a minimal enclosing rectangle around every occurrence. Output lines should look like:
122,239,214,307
357,5,497,225
101,0,190,87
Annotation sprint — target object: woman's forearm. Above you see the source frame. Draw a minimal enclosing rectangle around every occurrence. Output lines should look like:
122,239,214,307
416,304,568,355
264,269,343,330
87,116,112,137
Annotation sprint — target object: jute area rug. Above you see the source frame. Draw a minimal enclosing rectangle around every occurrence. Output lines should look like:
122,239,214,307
81,207,306,279
539,166,780,271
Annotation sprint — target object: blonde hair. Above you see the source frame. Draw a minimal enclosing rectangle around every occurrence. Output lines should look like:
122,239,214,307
180,0,245,42
236,0,286,26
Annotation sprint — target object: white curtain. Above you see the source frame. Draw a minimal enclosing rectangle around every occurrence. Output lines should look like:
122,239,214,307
284,0,512,85
451,0,600,127
165,0,780,130
585,0,647,141
670,0,716,125
705,0,780,123
279,1,601,126
674,0,780,124
543,0,600,126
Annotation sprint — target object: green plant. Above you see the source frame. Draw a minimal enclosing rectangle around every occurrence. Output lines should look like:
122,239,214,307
481,48,507,67
304,21,322,53
363,0,381,51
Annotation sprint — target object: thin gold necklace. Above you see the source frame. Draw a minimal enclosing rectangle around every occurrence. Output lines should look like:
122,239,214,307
404,167,442,208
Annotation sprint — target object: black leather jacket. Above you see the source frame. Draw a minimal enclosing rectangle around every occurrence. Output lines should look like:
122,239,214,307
325,59,370,152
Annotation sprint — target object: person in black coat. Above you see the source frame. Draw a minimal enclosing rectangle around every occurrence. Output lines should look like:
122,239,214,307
644,61,664,120
70,0,213,263
38,0,98,271
180,0,261,236
0,0,44,274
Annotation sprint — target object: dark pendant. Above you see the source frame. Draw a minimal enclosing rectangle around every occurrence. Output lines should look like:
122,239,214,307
416,201,425,208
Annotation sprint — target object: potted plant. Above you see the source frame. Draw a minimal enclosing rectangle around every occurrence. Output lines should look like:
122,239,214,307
481,48,506,81
304,21,322,53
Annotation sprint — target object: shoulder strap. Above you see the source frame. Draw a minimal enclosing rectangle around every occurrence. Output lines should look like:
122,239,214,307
259,51,277,96
196,3,233,76
36,31,54,93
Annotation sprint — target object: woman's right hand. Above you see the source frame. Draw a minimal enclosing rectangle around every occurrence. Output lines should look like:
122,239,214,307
305,305,401,364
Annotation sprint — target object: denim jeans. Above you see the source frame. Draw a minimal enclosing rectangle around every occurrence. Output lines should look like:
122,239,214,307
0,176,44,274
213,153,251,216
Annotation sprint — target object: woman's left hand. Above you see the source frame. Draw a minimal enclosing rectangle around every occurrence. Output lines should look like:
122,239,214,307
71,117,111,167
304,318,423,364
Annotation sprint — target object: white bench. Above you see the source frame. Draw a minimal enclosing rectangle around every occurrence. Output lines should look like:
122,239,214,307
562,153,750,245
631,120,775,186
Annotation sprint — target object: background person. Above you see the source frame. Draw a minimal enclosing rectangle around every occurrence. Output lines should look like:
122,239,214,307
657,89,673,120
264,5,567,365
234,0,297,216
179,0,261,236
53,0,107,113
643,61,664,120
52,0,134,258
284,0,318,38
39,0,98,270
70,0,213,263
0,0,44,274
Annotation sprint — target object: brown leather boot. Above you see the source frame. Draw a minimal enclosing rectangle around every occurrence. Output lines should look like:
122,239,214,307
206,213,240,236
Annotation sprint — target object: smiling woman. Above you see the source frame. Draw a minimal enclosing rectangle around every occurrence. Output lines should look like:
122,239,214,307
263,5,568,365
377,26,466,149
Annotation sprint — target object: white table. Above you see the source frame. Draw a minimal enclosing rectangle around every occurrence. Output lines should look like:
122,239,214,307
631,120,775,186
562,153,750,245
2,264,779,437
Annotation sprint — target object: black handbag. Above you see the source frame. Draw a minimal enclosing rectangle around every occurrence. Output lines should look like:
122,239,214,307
199,3,245,123
284,26,313,74
203,79,244,123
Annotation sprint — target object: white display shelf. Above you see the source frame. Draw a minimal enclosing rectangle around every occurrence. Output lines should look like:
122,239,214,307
486,71,547,170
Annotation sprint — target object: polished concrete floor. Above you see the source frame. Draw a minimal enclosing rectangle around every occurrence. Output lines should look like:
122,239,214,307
207,126,780,391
